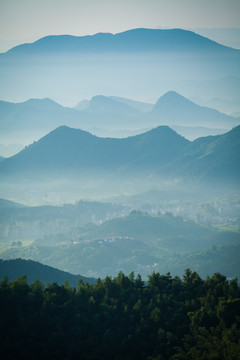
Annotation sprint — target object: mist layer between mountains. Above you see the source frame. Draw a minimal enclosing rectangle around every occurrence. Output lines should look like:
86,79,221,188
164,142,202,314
0,124,239,207
1,28,240,112
0,91,239,157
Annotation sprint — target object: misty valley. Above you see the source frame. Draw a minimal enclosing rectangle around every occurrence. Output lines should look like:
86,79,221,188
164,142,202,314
0,170,239,280
0,27,240,281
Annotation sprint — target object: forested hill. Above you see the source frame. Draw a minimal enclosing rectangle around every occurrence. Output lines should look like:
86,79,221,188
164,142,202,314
0,270,239,359
0,259,95,287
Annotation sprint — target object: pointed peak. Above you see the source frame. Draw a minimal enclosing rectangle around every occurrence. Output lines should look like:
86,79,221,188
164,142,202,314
153,91,195,111
158,91,189,101
49,125,92,136
22,98,63,108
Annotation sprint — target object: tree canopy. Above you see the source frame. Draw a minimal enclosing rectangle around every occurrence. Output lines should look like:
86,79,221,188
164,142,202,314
0,269,239,359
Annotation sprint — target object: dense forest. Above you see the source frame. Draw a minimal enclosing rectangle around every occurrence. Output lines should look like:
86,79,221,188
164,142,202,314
1,270,239,359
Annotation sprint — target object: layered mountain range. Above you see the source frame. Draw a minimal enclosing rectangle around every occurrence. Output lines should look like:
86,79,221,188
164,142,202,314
1,28,239,107
0,91,239,151
0,124,239,185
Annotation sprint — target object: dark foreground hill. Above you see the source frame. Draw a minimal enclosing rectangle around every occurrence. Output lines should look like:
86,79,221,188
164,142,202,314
0,258,95,287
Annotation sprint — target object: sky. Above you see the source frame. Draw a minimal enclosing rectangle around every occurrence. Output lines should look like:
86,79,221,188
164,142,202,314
0,0,240,52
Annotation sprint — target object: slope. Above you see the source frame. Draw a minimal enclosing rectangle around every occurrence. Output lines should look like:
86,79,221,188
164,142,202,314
109,96,154,112
0,258,95,286
85,95,140,115
151,91,239,129
0,98,85,143
170,125,240,183
0,125,189,177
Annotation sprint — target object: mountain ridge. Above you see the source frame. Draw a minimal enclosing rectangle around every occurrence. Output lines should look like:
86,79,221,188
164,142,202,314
86,95,140,115
0,125,189,175
0,125,239,185
171,125,240,181
1,28,239,110
0,91,238,145
151,91,239,129
2,28,238,56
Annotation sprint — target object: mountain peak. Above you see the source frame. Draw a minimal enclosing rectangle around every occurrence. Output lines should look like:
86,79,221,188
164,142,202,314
150,91,239,129
18,98,64,111
153,91,196,112
86,95,139,115
161,90,184,98
157,91,191,103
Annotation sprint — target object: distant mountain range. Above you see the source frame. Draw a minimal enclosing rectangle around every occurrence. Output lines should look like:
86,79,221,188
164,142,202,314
108,96,154,113
2,28,237,56
150,91,238,129
0,98,82,143
0,124,239,185
0,125,189,175
0,28,239,106
0,259,95,286
85,95,141,115
74,96,154,112
0,91,239,149
177,76,240,114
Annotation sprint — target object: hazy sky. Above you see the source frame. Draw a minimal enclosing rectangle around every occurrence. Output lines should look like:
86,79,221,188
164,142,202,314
0,0,240,51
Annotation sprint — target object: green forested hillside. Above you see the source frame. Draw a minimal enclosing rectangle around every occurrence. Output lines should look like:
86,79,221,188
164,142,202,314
0,270,239,359
1,212,239,279
0,199,127,240
77,210,213,245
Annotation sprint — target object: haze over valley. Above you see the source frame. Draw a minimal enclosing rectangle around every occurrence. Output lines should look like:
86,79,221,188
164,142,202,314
0,27,240,283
